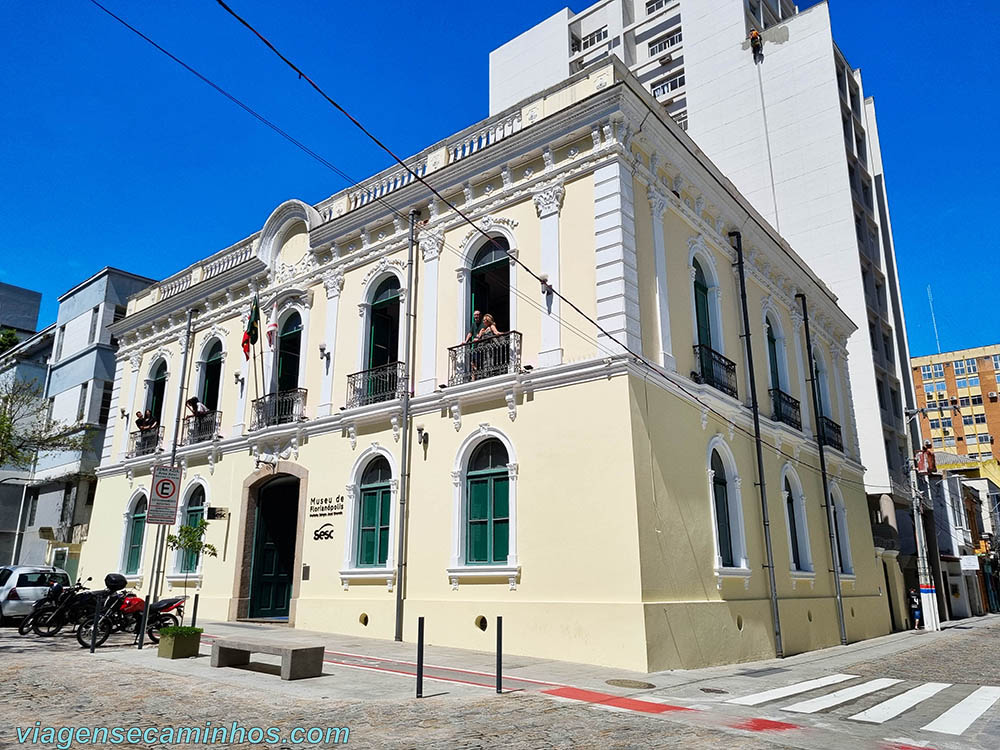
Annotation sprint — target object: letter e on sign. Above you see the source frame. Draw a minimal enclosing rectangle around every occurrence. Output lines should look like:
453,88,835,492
148,465,182,524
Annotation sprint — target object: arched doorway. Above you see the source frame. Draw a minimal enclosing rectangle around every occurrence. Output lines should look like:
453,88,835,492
148,361,167,425
469,237,510,333
248,475,299,619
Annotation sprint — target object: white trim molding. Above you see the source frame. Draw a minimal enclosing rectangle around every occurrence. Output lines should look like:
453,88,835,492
339,443,399,590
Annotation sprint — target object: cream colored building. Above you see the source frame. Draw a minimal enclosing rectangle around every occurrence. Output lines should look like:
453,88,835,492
80,59,893,672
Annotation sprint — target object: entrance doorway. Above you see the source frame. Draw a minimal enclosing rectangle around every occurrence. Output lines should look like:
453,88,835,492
469,238,510,333
249,476,299,619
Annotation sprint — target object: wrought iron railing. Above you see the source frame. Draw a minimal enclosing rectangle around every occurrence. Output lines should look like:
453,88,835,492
769,388,801,430
819,415,844,452
250,389,307,430
448,331,522,386
181,411,222,446
692,345,738,399
127,427,163,458
345,362,406,409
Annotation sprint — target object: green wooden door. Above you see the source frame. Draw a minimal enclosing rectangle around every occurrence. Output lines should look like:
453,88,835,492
249,480,298,619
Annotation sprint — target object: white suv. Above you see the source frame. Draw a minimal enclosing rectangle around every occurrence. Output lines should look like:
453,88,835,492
0,566,70,625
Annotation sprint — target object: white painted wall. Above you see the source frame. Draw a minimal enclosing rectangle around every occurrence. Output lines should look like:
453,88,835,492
489,8,573,115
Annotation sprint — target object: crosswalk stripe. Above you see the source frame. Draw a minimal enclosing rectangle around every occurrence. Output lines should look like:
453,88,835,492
921,686,1000,735
848,682,951,724
783,678,902,714
726,674,858,706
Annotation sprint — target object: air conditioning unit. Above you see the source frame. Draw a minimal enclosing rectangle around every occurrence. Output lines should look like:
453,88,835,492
658,53,673,64
989,392,998,399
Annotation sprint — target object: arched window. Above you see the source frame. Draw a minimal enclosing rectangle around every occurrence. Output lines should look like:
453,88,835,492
710,450,734,568
812,349,832,418
147,361,167,425
466,439,510,565
357,457,392,567
368,277,401,370
785,478,800,570
766,316,783,392
277,312,302,392
693,259,712,350
179,486,206,574
200,341,223,411
470,237,511,334
125,495,147,575
831,487,853,574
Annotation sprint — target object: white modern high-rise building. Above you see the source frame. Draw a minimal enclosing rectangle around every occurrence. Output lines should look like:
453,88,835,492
492,0,917,553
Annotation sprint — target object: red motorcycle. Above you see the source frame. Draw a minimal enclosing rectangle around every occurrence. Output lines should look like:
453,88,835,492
76,575,186,648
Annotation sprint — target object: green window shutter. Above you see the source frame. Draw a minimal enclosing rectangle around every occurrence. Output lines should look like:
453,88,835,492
695,281,712,349
358,489,378,566
492,477,509,563
377,488,391,566
767,324,781,391
126,516,144,575
467,478,490,563
713,477,733,567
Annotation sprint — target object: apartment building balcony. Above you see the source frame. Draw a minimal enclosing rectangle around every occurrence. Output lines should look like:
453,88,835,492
250,389,307,431
769,388,802,430
126,427,163,458
346,362,405,409
819,416,844,452
692,345,738,399
871,521,899,552
180,411,222,446
447,331,522,387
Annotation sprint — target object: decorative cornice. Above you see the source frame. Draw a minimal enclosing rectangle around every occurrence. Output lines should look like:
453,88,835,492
532,182,565,218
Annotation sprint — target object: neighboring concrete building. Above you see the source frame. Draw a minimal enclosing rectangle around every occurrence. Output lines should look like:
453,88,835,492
0,281,42,340
491,0,917,583
912,345,1000,462
81,60,891,671
0,326,55,564
14,268,153,579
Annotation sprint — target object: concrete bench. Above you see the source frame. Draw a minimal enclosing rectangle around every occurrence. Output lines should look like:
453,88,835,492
210,637,326,680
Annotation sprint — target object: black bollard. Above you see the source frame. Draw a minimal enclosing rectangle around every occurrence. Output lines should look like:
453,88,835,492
89,593,101,654
496,615,503,694
190,593,200,629
137,596,149,650
416,616,425,698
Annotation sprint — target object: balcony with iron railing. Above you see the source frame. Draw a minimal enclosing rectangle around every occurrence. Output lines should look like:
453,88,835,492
180,411,222,446
819,415,844,452
250,389,307,431
345,362,406,409
126,427,163,458
692,345,738,399
769,388,802,430
447,331,522,387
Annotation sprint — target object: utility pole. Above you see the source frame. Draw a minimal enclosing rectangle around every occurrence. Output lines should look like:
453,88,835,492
905,409,941,631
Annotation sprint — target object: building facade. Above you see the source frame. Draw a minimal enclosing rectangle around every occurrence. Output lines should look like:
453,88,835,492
0,326,55,564
80,60,892,671
0,281,42,341
491,0,917,578
912,345,1000,462
12,268,153,579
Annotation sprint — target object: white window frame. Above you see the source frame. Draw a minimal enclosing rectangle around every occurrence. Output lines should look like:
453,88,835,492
648,29,682,57
781,465,813,575
706,435,749,576
763,308,790,394
448,426,520,590
830,483,854,576
167,478,210,582
652,71,686,98
119,488,150,583
455,227,519,350
580,26,608,51
688,235,726,356
339,445,399,590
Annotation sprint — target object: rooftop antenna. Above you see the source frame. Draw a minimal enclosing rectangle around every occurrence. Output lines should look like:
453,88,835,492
927,285,942,354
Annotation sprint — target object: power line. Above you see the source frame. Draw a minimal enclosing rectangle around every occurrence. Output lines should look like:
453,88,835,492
87,0,899,496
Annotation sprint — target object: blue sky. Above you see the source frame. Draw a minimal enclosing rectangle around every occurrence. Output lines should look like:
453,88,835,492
0,1,995,357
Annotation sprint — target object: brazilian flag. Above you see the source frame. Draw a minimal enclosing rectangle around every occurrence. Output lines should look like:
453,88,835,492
242,294,260,360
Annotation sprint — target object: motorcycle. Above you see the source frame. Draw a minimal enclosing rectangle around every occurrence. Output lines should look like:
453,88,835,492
31,582,103,637
17,577,89,636
77,592,186,648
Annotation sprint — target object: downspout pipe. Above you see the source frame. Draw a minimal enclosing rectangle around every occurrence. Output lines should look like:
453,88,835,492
394,209,420,642
151,307,197,603
796,292,848,646
730,231,783,659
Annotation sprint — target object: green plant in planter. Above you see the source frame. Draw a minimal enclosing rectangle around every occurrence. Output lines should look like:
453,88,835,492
165,519,217,623
157,626,203,660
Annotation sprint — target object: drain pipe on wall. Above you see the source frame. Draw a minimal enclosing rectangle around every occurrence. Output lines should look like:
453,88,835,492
796,292,848,646
730,231,783,659
394,209,420,642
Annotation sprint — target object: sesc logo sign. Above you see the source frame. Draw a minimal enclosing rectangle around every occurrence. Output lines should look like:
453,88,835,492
313,523,335,541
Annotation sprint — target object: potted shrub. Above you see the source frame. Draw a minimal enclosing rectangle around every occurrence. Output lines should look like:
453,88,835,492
157,626,203,659
165,518,218,624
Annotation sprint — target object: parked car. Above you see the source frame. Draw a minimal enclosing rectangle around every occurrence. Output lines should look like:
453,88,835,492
0,566,71,625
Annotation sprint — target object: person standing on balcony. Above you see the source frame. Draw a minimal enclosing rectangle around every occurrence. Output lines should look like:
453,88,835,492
473,314,504,377
186,396,209,417
464,310,485,343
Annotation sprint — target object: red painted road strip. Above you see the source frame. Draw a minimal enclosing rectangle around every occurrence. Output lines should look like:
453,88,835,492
731,717,800,732
542,687,694,714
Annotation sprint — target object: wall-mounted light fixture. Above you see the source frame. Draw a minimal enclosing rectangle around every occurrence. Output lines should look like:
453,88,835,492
319,342,330,362
234,372,244,386
416,424,429,446
120,408,128,419
539,272,552,297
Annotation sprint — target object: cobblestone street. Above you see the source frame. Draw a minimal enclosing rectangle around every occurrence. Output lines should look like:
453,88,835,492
4,617,1000,749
